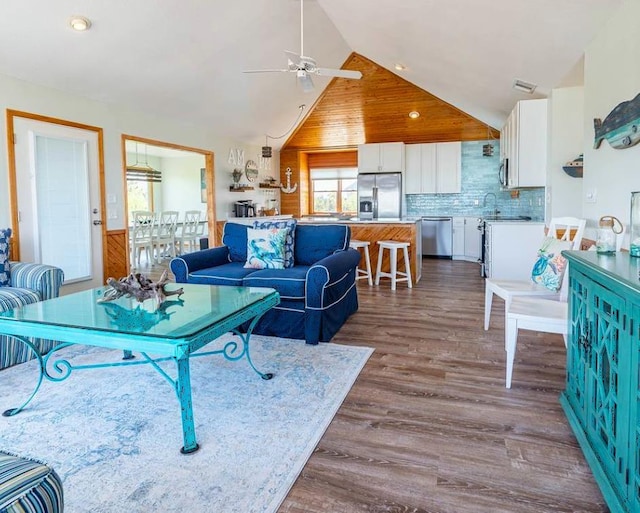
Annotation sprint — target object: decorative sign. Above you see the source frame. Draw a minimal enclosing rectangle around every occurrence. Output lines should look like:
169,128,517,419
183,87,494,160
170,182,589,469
228,148,245,166
259,155,272,171
594,92,640,150
281,167,298,194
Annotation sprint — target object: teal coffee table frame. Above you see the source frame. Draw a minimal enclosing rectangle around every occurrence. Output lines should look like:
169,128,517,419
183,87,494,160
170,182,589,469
0,284,279,454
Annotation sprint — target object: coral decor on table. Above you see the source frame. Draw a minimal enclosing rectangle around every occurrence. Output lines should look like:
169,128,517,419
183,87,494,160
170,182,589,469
98,270,183,309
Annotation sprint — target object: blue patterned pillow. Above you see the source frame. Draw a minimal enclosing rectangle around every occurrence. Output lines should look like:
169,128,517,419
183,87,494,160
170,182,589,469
0,228,11,287
531,237,571,291
253,219,297,268
244,227,288,269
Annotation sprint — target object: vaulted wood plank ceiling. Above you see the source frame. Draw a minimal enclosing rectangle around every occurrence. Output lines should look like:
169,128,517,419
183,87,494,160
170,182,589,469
283,53,500,151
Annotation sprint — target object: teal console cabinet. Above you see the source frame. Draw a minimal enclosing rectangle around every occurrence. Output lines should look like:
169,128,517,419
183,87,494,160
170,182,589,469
561,250,640,513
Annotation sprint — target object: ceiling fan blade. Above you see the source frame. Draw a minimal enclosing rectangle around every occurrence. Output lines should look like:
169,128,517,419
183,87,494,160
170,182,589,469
315,68,363,80
243,69,291,74
297,71,315,92
285,50,302,69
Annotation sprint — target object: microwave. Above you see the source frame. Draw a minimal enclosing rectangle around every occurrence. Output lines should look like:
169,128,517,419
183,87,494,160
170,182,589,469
499,158,509,187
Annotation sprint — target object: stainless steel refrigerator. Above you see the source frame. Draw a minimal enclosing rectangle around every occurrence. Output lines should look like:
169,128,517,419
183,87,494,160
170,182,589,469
357,173,402,219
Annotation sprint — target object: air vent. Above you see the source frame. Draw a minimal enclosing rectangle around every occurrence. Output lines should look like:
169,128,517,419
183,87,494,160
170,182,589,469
513,79,537,94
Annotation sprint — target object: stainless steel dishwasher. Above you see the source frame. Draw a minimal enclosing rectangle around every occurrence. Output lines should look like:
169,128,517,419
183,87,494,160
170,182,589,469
421,217,453,258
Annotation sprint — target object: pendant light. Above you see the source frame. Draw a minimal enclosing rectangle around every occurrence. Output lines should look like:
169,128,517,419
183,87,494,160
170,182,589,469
262,104,306,159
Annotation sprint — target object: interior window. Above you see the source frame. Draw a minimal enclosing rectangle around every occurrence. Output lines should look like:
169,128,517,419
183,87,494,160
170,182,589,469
310,168,357,214
127,180,154,215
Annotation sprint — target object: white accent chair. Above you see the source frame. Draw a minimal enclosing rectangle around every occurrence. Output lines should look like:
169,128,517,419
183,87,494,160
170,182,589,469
484,217,585,331
153,210,179,262
504,269,570,388
177,210,203,255
129,210,156,268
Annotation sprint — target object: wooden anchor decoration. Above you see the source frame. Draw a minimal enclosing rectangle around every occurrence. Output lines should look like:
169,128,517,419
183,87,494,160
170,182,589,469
280,167,298,194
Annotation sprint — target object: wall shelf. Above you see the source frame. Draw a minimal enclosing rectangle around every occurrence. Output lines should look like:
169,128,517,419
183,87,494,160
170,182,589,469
229,186,254,192
259,183,280,189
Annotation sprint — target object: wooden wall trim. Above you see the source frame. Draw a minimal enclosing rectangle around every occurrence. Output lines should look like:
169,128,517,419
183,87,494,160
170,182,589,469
105,229,128,282
307,150,357,168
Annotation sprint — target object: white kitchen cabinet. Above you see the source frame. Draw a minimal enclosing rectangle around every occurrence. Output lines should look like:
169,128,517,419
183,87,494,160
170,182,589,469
463,216,481,261
484,221,545,280
502,99,547,188
405,143,436,193
452,217,481,262
357,142,405,173
404,142,461,194
452,217,465,258
436,142,461,193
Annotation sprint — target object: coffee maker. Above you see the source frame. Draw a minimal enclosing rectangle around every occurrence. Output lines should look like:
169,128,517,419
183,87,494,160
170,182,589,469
234,200,256,217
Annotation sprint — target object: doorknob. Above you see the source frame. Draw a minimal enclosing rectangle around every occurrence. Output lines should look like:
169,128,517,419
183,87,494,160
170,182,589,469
93,220,103,225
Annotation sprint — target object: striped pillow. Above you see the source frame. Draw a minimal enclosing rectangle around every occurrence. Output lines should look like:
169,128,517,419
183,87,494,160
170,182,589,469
0,228,11,287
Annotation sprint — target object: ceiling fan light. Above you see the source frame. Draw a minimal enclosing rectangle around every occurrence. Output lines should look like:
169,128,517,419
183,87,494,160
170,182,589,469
408,111,420,119
69,16,91,31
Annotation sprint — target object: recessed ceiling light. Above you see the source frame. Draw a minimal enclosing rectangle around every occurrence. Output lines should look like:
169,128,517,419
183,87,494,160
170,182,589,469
395,63,406,71
408,111,420,119
69,16,91,31
513,79,537,94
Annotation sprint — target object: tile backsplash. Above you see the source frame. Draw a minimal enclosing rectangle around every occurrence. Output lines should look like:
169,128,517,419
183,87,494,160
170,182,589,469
405,141,545,220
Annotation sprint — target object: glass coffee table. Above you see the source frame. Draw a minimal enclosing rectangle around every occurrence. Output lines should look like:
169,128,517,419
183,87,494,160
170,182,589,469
0,284,279,454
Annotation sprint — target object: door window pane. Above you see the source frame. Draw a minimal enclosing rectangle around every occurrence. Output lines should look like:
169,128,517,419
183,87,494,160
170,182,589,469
34,135,91,282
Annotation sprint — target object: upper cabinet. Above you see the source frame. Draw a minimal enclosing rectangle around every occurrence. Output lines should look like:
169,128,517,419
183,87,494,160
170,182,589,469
357,142,405,173
501,99,547,188
405,142,461,194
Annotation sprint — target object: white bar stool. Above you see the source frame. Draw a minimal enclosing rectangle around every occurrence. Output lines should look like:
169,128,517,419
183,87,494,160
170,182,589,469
375,240,412,291
349,239,373,286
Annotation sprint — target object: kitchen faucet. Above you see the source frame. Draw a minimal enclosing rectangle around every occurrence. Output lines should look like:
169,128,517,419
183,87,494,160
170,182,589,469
483,192,500,217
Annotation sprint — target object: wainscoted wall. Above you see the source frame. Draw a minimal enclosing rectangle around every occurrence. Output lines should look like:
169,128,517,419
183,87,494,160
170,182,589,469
405,141,545,220
105,230,128,281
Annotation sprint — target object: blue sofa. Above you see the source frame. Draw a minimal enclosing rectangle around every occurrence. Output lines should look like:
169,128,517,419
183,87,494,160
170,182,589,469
170,222,361,344
0,262,65,370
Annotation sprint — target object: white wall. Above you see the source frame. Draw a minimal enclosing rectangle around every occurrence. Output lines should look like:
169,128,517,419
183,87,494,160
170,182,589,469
0,71,280,231
547,86,584,220
582,0,640,244
158,154,206,214
215,149,281,220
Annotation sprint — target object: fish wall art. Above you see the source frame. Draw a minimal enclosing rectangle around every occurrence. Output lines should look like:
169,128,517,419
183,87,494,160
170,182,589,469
593,92,640,149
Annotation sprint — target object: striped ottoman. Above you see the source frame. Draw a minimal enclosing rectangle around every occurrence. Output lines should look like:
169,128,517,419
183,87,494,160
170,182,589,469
0,451,63,513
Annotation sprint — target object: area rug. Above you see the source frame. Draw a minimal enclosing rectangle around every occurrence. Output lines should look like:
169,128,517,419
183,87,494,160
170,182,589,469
0,335,373,513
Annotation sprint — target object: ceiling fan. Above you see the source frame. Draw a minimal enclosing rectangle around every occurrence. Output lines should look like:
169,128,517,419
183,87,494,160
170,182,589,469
243,0,362,92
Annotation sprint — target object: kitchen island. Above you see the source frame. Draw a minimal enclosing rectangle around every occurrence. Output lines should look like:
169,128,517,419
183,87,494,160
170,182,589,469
298,217,422,285
214,216,421,285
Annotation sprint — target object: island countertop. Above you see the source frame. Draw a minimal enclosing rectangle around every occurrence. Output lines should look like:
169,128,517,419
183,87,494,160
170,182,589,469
297,217,420,224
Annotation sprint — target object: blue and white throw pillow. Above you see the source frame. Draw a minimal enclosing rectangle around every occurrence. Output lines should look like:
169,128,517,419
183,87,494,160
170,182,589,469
0,228,11,287
244,227,288,270
253,219,297,268
531,236,571,291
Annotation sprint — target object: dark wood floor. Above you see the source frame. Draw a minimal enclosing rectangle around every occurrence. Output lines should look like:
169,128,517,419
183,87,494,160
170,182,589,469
149,258,607,512
283,259,606,513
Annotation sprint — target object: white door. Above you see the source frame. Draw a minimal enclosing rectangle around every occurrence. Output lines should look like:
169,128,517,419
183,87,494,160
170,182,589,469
13,118,103,293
